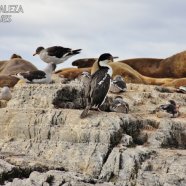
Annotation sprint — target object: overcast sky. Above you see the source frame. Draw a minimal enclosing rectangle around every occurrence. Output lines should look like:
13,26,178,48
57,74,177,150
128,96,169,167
1,0,186,70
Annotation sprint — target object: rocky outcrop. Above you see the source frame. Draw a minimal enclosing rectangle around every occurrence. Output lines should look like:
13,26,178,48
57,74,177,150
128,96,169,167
0,81,185,185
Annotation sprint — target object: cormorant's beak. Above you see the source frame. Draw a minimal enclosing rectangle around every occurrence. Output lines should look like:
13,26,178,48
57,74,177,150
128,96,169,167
111,56,118,62
33,53,37,56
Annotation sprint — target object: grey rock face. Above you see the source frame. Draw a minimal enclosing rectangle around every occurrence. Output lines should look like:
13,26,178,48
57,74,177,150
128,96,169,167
0,82,185,185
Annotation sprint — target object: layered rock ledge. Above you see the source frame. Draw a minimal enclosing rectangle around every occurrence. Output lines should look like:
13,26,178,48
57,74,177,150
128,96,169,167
0,82,185,186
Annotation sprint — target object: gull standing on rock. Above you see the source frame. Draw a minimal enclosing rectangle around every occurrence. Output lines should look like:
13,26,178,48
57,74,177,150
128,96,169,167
12,63,56,84
80,53,115,118
33,46,82,64
0,86,12,101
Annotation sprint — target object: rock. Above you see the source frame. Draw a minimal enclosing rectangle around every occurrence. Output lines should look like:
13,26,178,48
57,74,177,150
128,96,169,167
119,134,133,147
0,159,15,184
0,100,8,108
0,83,185,185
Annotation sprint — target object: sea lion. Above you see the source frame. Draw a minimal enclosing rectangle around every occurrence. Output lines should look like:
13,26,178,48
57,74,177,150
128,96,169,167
163,78,186,88
56,67,91,79
72,50,186,78
72,58,96,68
0,75,18,87
91,60,175,85
0,57,37,76
0,54,38,87
55,62,186,87
10,54,22,59
120,51,186,78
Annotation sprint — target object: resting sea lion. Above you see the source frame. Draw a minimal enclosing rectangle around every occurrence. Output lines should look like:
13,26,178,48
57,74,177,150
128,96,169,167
55,67,91,79
72,50,186,78
0,75,19,87
72,58,96,68
0,57,37,75
120,51,186,78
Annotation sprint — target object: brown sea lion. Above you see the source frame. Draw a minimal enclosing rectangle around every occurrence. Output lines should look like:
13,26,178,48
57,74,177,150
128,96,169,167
120,51,186,78
72,58,96,68
56,67,91,79
0,75,19,87
0,57,37,76
0,54,38,87
55,62,186,87
163,78,186,88
72,50,186,78
10,54,22,59
91,60,174,85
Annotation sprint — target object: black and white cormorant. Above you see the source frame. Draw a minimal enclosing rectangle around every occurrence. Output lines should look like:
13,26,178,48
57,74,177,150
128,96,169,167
13,63,56,84
80,53,115,118
33,46,82,64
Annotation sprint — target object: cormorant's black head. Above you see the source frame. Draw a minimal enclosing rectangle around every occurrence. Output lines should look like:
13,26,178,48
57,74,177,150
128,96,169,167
98,53,114,62
98,53,118,67
169,100,176,105
33,46,44,56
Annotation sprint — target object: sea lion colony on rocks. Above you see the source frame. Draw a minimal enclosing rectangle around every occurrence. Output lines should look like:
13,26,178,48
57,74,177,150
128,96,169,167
0,46,186,118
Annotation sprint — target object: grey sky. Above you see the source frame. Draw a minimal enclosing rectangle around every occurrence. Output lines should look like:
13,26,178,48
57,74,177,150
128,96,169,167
1,0,186,70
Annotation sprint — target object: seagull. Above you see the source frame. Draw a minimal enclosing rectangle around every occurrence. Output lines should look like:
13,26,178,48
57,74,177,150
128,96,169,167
12,63,56,84
110,96,129,113
110,75,127,93
33,46,82,64
159,100,180,118
0,86,12,101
